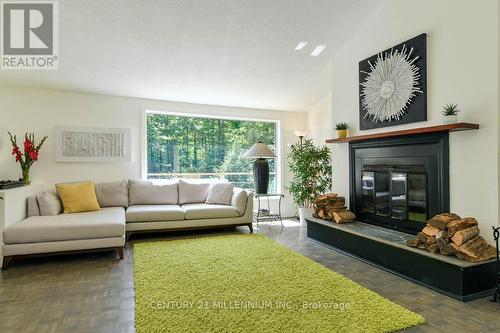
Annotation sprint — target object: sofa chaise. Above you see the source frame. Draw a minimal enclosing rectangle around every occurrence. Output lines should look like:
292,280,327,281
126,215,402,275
2,180,253,269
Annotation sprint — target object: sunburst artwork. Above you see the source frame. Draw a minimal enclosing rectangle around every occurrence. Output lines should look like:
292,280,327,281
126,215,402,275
361,45,421,122
359,33,427,130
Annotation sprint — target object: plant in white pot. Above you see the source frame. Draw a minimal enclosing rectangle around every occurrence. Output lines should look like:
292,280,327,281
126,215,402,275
287,138,332,224
442,103,460,124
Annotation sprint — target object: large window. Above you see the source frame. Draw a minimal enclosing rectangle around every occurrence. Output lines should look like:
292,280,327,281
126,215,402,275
145,111,278,192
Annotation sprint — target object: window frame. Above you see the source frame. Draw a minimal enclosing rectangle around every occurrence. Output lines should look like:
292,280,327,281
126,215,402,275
142,109,282,192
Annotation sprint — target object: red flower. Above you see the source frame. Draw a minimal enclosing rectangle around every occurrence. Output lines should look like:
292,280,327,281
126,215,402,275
23,138,33,152
28,150,38,161
12,146,20,155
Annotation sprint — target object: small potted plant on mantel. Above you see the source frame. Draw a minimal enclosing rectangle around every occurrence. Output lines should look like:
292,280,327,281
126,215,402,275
442,104,460,124
335,122,349,139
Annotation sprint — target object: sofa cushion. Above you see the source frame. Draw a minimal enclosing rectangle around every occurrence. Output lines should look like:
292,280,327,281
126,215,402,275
178,180,210,204
95,181,129,207
205,183,234,205
182,203,239,220
231,188,248,216
3,207,125,244
129,180,178,205
126,205,184,222
36,191,62,216
27,195,40,217
56,181,101,214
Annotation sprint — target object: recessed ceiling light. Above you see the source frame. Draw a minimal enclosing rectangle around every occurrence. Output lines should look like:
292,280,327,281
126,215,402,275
311,44,326,56
295,41,308,50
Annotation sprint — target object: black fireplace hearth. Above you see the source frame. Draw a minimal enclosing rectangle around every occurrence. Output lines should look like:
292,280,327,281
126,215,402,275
349,132,449,234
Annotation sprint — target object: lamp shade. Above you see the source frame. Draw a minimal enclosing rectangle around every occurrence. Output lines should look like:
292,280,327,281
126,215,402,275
243,142,276,159
294,130,309,137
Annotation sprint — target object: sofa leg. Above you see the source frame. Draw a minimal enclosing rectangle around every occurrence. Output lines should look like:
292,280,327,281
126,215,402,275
116,247,124,260
2,256,13,270
248,223,254,234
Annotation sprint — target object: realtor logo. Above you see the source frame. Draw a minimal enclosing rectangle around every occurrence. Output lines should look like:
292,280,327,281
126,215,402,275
1,1,58,69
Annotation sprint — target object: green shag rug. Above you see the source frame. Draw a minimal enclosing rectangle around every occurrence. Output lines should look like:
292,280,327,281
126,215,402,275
134,234,424,333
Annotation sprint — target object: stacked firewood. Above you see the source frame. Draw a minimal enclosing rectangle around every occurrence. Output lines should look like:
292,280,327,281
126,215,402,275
407,213,497,262
313,193,356,224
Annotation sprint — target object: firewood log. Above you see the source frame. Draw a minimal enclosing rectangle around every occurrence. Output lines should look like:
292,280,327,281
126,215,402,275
324,203,346,210
406,238,423,248
314,193,337,203
332,210,356,223
326,201,346,206
427,213,461,230
426,244,440,254
458,236,488,258
450,242,460,252
436,236,456,255
451,226,480,246
422,225,441,237
313,211,321,219
445,218,478,238
417,243,427,250
417,232,436,245
325,204,346,212
456,245,497,262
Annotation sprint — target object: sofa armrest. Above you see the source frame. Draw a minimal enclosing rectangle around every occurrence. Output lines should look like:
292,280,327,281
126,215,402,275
1,184,46,267
231,188,253,218
242,191,254,220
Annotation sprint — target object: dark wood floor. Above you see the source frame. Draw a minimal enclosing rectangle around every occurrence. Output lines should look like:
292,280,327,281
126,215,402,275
1,220,499,332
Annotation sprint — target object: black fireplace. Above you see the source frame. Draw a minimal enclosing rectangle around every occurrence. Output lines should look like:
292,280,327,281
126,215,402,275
349,133,449,234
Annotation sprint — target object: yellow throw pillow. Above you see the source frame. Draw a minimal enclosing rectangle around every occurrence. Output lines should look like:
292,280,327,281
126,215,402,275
55,181,101,214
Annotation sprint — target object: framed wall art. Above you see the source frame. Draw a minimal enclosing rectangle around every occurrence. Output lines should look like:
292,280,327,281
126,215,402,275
54,126,132,162
359,33,427,130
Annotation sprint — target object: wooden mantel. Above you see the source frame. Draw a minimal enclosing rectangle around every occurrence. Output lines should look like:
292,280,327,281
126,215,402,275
326,122,479,144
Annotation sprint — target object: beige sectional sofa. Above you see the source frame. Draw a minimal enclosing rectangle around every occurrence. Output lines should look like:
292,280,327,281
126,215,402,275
2,180,253,269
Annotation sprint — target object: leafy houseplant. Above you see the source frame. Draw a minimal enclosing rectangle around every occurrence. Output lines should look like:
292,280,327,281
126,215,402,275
442,104,459,124
8,132,48,185
287,138,332,223
335,122,349,139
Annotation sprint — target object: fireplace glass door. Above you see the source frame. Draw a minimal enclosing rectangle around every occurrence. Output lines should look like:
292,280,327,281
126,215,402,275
361,168,427,226
391,172,407,220
408,174,427,222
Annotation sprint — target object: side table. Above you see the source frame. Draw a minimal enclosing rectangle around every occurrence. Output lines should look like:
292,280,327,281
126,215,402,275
253,193,284,227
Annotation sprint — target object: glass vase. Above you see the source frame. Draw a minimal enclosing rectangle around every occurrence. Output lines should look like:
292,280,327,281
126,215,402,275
22,167,31,185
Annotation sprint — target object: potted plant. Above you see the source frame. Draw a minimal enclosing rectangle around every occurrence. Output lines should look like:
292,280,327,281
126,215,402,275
335,122,349,139
287,138,332,224
8,132,48,185
442,104,459,124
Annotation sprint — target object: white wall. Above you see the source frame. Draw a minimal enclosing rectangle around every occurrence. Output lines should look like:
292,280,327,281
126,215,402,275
307,91,333,145
0,86,307,217
308,0,499,242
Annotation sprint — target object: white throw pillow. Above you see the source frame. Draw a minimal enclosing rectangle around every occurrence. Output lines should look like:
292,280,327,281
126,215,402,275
36,191,62,216
206,183,234,205
178,180,210,205
129,180,178,205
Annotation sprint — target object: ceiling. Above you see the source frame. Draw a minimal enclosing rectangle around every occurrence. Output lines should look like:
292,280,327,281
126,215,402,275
0,0,386,112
